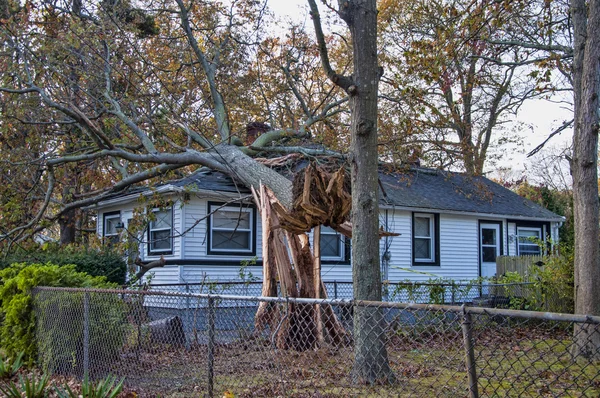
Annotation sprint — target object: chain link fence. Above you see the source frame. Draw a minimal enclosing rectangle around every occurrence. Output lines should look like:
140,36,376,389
33,287,600,397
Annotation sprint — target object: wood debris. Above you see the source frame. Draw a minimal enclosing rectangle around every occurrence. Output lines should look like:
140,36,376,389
255,153,303,167
252,184,351,350
278,163,352,234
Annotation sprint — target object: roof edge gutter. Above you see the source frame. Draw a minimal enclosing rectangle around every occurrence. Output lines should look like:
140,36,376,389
379,204,565,223
83,185,182,210
85,186,251,211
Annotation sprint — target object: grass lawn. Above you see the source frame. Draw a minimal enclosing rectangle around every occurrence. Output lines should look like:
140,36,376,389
104,325,600,397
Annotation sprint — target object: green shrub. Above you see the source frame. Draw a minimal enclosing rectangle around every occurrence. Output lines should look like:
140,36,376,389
0,263,119,364
0,352,23,380
0,246,126,285
531,245,574,313
56,375,124,398
0,373,49,398
494,247,574,313
36,289,126,376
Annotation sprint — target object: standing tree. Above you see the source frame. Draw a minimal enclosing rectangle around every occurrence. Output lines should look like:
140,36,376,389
570,0,600,359
464,0,599,357
307,0,395,384
377,0,571,174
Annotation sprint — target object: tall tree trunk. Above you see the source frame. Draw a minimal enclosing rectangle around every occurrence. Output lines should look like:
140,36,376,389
59,209,77,245
345,0,396,384
59,182,77,245
571,0,600,359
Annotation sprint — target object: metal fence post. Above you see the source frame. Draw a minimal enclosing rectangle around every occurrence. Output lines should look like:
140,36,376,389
83,291,90,379
462,307,479,398
186,283,191,348
207,296,215,398
334,281,338,299
451,282,456,305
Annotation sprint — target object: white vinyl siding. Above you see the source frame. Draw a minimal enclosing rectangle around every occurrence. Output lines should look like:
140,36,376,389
386,211,479,282
182,200,207,258
172,198,263,262
98,194,559,287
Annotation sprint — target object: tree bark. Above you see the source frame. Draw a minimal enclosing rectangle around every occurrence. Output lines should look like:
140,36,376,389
254,185,279,332
571,0,600,359
343,0,396,384
59,209,77,245
212,144,294,209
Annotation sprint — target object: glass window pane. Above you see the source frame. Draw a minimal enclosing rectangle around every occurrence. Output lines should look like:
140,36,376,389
322,226,336,234
213,231,250,250
414,238,431,259
105,217,119,235
151,210,172,230
321,234,341,257
482,229,496,245
150,230,171,250
482,247,497,262
213,210,250,229
519,244,541,256
519,229,540,239
415,217,430,237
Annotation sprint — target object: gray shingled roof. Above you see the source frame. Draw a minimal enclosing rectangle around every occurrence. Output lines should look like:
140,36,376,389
170,169,251,193
142,166,562,221
378,168,563,220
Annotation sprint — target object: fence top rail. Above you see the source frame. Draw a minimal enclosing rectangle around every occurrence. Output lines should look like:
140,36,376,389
146,281,536,287
32,286,600,324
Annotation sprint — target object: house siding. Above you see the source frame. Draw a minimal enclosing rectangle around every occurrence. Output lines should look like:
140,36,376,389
439,214,479,280
508,222,517,256
143,264,181,285
181,200,207,259
182,265,263,284
382,211,480,282
95,193,562,288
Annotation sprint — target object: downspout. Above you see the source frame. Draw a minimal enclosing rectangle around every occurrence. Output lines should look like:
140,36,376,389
381,209,390,281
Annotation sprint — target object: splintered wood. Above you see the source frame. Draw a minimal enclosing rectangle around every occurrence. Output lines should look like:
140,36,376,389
280,163,352,234
252,182,350,351
273,163,398,239
250,163,398,350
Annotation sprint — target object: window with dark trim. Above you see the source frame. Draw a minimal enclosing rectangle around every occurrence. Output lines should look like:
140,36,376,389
103,212,121,245
517,227,542,255
148,208,173,255
412,213,440,265
207,202,256,255
320,226,350,263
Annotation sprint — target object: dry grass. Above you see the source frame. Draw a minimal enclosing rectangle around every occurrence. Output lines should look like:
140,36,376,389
101,326,600,398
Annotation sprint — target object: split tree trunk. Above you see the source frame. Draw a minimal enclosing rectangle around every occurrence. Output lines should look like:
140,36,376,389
253,185,349,351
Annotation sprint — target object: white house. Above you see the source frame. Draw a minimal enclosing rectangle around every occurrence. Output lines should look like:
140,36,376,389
92,166,564,286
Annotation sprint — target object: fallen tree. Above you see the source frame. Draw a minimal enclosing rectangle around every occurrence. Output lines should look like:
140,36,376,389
0,0,398,382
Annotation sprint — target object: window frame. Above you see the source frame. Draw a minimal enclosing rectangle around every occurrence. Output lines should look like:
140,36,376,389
319,226,350,264
412,212,440,265
103,211,121,245
147,207,174,256
516,226,542,256
207,202,256,256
